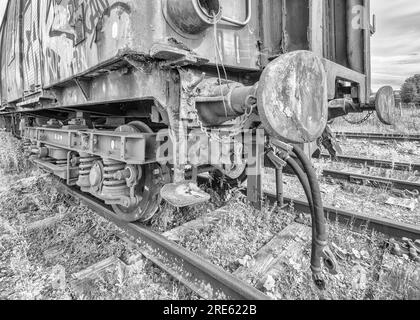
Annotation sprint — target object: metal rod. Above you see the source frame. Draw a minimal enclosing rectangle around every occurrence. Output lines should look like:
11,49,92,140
276,169,284,207
246,133,264,210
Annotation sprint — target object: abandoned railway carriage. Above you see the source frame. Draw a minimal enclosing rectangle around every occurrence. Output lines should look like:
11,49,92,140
0,0,396,287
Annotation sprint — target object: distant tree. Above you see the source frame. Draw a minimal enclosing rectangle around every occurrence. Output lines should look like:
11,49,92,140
401,74,420,104
401,82,416,103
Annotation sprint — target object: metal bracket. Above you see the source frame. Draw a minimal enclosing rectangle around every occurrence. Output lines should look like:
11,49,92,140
124,56,154,74
150,43,209,68
247,131,265,210
266,150,287,207
74,78,92,101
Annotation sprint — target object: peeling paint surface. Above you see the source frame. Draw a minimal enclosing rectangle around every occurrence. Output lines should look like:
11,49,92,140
41,0,133,85
0,0,262,102
257,51,328,144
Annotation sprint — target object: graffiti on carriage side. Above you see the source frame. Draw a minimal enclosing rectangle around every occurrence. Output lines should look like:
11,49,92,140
45,47,62,81
23,1,42,90
46,0,131,46
41,0,131,84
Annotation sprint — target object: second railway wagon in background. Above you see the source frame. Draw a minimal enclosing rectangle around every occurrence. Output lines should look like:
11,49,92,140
0,0,397,287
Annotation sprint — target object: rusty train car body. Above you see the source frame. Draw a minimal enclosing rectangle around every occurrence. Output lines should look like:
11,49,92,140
0,0,396,286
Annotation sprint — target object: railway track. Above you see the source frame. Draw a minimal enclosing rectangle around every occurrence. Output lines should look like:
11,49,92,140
61,183,270,301
322,169,420,193
60,178,420,301
334,132,420,142
319,154,420,172
274,195,420,241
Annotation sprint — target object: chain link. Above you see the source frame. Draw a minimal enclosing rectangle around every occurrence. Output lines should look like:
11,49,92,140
342,110,374,125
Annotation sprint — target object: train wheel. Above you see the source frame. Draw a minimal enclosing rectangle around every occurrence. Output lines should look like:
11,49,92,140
111,121,167,222
211,163,247,188
111,163,166,222
212,132,250,188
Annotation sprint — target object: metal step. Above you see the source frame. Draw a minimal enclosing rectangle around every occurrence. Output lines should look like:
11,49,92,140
160,181,211,207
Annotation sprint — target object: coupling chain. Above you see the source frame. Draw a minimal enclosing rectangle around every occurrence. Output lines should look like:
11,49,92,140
342,110,374,125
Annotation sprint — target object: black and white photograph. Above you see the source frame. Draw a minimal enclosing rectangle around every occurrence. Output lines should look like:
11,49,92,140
0,0,418,307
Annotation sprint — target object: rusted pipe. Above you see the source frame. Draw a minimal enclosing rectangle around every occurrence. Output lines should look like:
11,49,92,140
194,81,257,126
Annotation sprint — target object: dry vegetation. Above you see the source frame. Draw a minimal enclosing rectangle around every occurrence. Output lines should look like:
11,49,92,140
0,132,192,300
337,140,419,164
0,127,419,300
332,105,420,135
168,190,419,300
264,164,420,226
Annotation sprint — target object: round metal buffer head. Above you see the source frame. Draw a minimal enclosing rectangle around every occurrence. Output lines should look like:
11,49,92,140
375,86,396,126
257,51,328,144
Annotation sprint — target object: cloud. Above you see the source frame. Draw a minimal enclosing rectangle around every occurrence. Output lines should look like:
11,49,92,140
371,0,420,90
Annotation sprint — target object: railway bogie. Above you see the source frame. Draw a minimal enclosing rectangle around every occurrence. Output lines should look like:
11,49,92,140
23,120,169,222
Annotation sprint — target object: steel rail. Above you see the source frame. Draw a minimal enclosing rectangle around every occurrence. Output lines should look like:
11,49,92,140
197,176,420,240
264,193,420,240
61,184,269,301
59,177,420,300
334,132,420,142
228,174,420,240
319,154,420,172
322,169,420,193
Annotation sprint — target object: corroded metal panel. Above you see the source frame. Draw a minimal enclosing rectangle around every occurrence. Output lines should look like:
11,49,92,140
258,0,283,66
0,0,372,109
39,0,136,86
1,0,23,102
57,63,173,109
25,126,151,165
309,0,324,57
364,0,372,100
23,0,42,94
38,0,261,87
283,0,310,52
192,0,260,68
257,51,328,143
0,22,3,105
0,7,7,105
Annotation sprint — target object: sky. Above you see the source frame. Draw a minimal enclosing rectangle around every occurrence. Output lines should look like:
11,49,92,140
0,0,419,91
371,0,420,90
